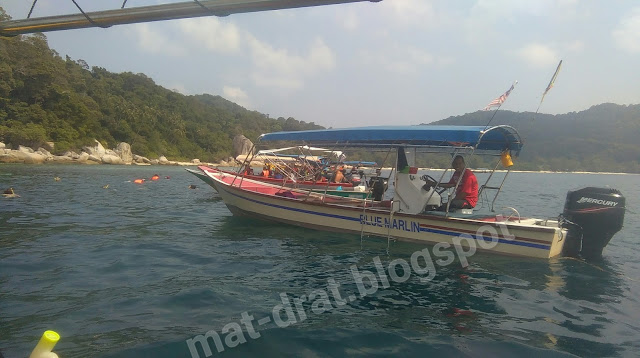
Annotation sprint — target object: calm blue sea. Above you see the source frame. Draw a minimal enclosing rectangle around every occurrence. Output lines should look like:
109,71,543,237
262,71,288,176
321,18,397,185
1,164,639,358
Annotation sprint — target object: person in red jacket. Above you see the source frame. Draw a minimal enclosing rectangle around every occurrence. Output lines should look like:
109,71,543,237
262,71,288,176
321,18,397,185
430,155,478,209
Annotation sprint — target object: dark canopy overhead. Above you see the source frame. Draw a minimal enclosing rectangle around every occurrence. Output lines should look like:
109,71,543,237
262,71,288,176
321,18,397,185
259,125,523,154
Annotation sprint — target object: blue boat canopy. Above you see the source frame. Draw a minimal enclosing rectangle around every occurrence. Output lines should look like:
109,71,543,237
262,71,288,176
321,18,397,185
259,125,523,154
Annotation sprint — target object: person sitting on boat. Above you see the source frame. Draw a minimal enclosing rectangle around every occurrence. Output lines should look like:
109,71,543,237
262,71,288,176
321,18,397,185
261,166,270,177
243,164,254,176
428,155,478,209
273,169,284,180
333,167,348,183
368,168,387,201
348,166,362,185
315,172,328,183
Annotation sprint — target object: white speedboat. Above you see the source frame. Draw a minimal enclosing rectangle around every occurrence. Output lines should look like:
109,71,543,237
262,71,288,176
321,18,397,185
201,125,625,260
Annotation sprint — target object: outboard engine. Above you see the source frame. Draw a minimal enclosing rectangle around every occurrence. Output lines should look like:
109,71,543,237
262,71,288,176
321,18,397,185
562,187,625,260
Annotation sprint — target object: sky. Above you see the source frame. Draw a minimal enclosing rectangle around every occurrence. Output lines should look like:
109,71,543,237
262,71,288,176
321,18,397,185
2,0,640,128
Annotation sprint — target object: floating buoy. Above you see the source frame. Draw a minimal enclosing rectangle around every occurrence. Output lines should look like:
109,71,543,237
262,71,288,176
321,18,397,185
54,177,61,181
133,179,145,184
151,174,160,181
29,330,60,358
165,176,171,179
188,185,197,189
102,184,109,189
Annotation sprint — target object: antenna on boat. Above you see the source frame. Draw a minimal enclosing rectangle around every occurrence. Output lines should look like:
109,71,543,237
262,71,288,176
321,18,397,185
533,60,563,120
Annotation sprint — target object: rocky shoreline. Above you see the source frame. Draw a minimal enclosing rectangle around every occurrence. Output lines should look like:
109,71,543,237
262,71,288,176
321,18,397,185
0,140,233,167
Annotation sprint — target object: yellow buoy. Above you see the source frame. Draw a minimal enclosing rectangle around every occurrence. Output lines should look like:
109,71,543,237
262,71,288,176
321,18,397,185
29,330,60,358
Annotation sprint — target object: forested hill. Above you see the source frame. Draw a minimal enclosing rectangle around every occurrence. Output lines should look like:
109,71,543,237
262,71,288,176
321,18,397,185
0,7,322,162
425,104,640,173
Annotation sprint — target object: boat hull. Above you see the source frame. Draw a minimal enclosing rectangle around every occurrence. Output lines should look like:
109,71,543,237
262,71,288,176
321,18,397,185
207,170,566,259
185,168,219,191
190,166,368,197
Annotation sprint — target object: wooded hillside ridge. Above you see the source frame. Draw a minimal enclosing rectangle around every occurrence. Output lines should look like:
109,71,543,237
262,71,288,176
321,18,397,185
0,7,321,165
424,103,640,173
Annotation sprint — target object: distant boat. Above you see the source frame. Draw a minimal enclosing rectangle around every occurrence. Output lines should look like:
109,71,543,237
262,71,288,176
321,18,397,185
188,166,371,199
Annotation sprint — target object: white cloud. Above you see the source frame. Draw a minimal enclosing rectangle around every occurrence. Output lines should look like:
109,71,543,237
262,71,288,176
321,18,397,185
176,17,241,54
223,86,250,107
246,35,336,90
565,40,585,53
133,23,185,56
514,43,558,68
407,47,435,66
338,11,359,31
250,73,304,90
465,0,582,45
436,56,456,67
380,0,437,26
357,46,445,75
471,0,579,18
612,7,640,54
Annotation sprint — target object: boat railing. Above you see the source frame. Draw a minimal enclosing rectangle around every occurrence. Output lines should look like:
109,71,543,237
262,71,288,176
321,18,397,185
477,154,512,212
501,207,521,223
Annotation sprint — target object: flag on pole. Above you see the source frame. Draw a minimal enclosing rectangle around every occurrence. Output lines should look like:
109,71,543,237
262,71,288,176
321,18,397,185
538,60,563,110
483,81,518,111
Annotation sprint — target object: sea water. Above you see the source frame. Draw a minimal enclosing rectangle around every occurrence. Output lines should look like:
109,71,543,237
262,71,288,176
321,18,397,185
1,164,638,357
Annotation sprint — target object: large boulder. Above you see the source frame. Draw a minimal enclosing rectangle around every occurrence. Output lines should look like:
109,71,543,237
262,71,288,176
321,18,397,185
133,154,151,164
101,154,124,164
18,145,35,153
158,155,169,164
63,151,81,160
0,142,5,149
232,134,254,158
12,151,46,164
116,142,133,164
49,155,75,163
37,148,53,157
83,139,106,157
77,152,90,162
88,154,101,163
43,142,55,151
0,153,21,163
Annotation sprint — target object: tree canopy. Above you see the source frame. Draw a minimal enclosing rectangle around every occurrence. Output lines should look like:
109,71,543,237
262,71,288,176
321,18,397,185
0,11,322,162
425,104,640,173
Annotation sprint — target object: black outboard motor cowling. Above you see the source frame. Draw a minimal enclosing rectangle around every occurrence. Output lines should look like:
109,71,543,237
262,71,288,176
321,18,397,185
562,187,625,260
